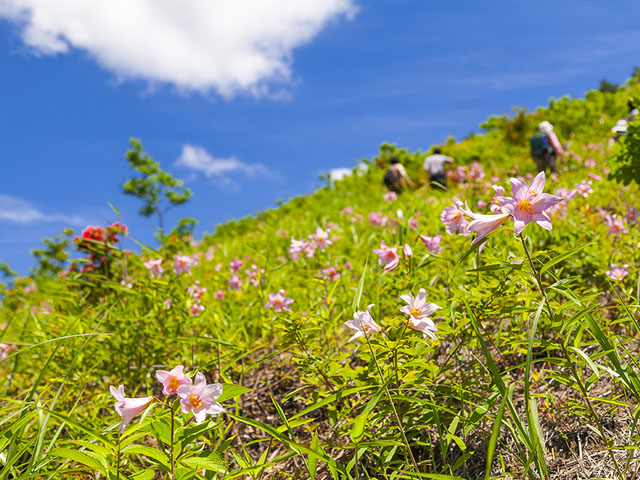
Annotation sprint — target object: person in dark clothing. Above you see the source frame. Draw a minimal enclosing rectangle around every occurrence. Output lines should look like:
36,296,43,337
384,157,414,193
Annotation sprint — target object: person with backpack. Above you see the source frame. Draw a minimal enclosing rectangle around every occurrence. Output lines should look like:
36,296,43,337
384,157,414,193
424,147,454,187
530,121,563,174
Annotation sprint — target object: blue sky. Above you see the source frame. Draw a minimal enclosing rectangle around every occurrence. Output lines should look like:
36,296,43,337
1,0,639,275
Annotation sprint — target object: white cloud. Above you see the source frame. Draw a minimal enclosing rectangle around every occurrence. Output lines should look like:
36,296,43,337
328,162,367,182
0,194,88,225
0,0,356,97
176,144,270,179
328,167,352,181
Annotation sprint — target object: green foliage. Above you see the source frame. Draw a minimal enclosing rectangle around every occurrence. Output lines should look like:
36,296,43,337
609,118,640,185
598,78,619,93
169,217,199,238
30,228,73,276
0,260,16,294
123,138,192,235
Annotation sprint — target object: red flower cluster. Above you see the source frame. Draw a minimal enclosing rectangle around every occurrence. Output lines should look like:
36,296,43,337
72,223,128,274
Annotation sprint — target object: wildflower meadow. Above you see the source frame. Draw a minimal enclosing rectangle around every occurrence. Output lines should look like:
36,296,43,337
2,75,640,479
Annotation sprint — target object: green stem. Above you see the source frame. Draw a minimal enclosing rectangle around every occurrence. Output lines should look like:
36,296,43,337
116,434,121,480
519,234,624,480
170,402,176,480
362,328,420,474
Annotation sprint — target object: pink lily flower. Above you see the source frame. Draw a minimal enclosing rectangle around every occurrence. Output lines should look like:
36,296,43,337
229,258,243,273
408,218,419,230
383,191,398,203
626,208,639,225
288,238,307,262
440,201,470,235
372,241,400,271
321,266,341,282
156,365,192,395
340,206,354,216
604,214,629,236
403,243,413,259
575,180,593,198
303,241,317,259
507,171,563,235
109,385,154,433
399,288,440,339
214,289,225,299
189,302,205,316
309,226,332,252
143,259,164,279
187,280,207,299
419,233,442,255
461,202,511,245
177,372,224,424
606,264,629,281
265,290,294,312
228,275,243,291
489,185,506,213
173,255,195,275
344,304,381,342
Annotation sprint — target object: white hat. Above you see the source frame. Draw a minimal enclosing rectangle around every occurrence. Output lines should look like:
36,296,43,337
612,119,628,133
538,121,554,135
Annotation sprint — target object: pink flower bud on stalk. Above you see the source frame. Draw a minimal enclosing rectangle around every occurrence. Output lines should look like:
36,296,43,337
419,233,442,254
110,385,154,433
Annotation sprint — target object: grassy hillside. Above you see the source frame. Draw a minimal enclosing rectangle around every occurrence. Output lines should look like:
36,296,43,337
2,75,640,479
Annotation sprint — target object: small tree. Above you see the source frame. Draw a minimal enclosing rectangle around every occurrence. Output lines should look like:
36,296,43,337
0,261,16,292
599,78,618,93
122,138,192,238
31,229,73,276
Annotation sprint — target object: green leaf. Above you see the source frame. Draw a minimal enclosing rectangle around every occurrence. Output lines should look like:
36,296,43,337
180,452,227,473
485,389,507,480
350,385,384,443
132,471,156,480
50,447,107,474
122,444,170,467
217,384,252,403
107,201,122,217
352,260,368,311
539,243,592,275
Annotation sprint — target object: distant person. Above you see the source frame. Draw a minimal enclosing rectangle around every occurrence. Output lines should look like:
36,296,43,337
383,157,414,193
530,121,563,174
612,119,628,142
424,148,454,187
627,99,638,123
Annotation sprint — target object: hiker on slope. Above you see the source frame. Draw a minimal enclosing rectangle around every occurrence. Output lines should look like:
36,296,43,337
384,157,414,193
424,147,454,188
530,121,564,175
